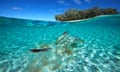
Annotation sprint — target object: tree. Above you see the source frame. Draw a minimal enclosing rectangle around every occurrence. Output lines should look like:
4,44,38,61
55,7,119,21
64,9,80,20
103,8,118,14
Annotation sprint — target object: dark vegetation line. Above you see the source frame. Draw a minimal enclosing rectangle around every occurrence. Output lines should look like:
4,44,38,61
55,7,119,21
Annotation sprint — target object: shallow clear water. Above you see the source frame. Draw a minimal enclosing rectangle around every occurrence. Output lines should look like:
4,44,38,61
0,15,120,72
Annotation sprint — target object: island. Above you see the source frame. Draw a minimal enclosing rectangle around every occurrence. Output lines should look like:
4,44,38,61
55,7,119,21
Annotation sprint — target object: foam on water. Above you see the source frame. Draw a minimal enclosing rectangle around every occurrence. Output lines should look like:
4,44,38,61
0,15,120,72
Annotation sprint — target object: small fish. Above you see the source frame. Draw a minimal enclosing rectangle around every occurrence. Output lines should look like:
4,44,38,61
30,48,51,53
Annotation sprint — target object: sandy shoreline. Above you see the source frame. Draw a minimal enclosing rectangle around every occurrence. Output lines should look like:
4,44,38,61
62,17,92,22
63,19,89,22
56,14,120,23
61,15,113,22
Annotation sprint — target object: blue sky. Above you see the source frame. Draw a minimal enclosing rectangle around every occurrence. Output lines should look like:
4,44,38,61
0,0,120,21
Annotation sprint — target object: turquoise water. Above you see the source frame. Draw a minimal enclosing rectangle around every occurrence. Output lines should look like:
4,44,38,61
0,14,120,72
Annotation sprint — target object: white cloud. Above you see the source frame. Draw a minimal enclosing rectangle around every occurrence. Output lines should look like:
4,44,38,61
57,0,65,4
85,0,91,3
57,0,69,6
49,9,64,15
49,9,56,13
12,6,23,11
73,0,82,5
49,9,58,14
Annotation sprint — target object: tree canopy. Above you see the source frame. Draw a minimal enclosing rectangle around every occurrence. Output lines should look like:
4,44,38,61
55,7,119,21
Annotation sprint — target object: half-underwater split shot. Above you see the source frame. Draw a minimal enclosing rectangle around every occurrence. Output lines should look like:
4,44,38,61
0,0,120,72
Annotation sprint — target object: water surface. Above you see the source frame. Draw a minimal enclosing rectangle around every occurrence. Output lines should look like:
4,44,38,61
0,15,120,72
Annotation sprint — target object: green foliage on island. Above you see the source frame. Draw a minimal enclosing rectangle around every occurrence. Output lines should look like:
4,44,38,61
55,7,119,21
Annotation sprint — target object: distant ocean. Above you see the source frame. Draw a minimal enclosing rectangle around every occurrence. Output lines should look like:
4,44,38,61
0,14,120,72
